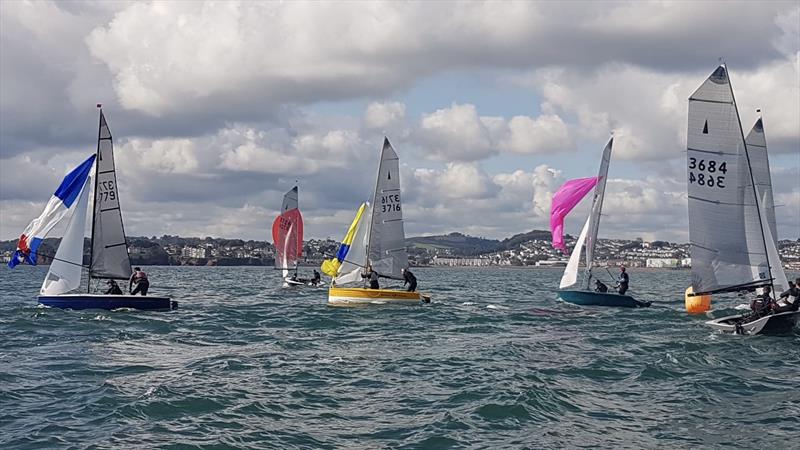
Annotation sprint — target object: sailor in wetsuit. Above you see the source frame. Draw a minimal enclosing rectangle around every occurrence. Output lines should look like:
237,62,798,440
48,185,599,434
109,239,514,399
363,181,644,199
402,268,417,292
105,279,123,295
616,266,629,295
312,270,321,286
774,279,800,313
749,286,775,316
129,267,150,296
594,279,608,293
362,265,380,289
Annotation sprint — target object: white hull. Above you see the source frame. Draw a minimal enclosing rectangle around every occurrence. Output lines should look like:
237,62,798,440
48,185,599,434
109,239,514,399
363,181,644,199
705,311,799,335
282,277,325,288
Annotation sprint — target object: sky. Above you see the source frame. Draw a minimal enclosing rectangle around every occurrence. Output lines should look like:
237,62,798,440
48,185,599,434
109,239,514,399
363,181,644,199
0,0,798,243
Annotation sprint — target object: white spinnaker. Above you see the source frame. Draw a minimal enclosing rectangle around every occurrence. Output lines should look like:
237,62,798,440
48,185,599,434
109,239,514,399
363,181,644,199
687,65,769,294
41,175,92,295
336,203,372,285
368,138,408,279
585,137,612,275
560,216,590,289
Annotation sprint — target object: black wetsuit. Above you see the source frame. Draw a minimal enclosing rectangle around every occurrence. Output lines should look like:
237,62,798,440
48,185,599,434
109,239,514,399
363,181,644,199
312,271,321,286
774,286,800,313
362,271,380,289
403,270,417,292
595,280,608,293
617,272,629,295
105,283,123,295
130,271,150,296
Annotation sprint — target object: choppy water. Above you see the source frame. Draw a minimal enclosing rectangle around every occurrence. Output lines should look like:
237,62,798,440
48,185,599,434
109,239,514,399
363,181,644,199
1,266,798,449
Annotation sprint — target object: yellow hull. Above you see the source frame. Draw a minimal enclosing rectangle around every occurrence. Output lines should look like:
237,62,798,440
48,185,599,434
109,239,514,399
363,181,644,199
328,287,428,306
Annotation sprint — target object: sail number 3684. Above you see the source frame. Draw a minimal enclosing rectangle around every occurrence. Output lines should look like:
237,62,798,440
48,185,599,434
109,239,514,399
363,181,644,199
381,194,401,213
689,158,726,188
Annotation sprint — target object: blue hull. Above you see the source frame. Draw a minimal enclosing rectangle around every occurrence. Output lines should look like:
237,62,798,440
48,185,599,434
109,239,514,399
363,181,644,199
559,290,650,308
38,295,177,311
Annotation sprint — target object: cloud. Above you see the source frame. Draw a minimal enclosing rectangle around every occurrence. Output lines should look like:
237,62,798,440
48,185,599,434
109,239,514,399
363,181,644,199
514,54,799,160
363,101,406,131
414,103,574,161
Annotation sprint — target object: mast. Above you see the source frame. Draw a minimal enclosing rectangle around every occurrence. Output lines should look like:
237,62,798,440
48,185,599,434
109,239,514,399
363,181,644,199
87,104,102,293
726,64,774,292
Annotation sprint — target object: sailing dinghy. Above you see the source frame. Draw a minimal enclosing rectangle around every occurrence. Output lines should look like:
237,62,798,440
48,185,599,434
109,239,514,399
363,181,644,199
683,65,796,334
321,138,430,306
8,107,175,311
551,138,650,308
272,186,322,287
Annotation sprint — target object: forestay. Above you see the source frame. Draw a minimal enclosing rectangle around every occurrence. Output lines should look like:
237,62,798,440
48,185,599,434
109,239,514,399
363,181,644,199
41,175,92,295
90,111,132,280
687,65,770,294
585,138,612,276
368,138,408,279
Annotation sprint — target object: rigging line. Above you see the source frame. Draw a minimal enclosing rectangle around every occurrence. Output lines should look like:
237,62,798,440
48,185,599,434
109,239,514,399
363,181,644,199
33,251,88,269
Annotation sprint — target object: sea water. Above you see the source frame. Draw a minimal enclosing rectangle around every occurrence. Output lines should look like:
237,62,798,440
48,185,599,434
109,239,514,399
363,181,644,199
1,266,798,449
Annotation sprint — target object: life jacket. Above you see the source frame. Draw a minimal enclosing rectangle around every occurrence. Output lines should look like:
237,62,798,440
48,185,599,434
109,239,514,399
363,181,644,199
133,270,148,282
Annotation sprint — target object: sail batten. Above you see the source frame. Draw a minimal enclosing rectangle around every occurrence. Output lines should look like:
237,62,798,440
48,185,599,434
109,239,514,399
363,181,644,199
687,65,771,294
90,110,132,281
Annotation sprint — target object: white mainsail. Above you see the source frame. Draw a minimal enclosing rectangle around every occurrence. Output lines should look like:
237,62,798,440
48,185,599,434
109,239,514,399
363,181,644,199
560,217,590,289
90,110,132,281
687,65,771,294
367,138,408,279
41,175,92,295
585,137,612,278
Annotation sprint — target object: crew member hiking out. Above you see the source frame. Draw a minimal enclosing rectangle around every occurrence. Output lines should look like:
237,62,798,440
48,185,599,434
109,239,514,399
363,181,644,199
129,267,149,296
616,266,629,295
402,268,417,292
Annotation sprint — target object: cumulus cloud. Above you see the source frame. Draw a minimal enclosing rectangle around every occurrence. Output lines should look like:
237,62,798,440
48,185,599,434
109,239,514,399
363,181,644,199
515,54,799,160
414,103,573,161
363,102,406,131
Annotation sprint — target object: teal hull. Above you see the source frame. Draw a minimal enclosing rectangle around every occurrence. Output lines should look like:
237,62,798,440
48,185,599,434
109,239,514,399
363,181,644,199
559,290,650,308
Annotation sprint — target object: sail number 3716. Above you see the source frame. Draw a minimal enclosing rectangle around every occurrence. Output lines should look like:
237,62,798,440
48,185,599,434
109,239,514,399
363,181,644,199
689,158,726,188
381,194,401,213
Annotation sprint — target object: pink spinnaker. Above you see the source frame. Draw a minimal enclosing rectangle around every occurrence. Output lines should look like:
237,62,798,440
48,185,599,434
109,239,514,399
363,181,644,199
550,176,599,253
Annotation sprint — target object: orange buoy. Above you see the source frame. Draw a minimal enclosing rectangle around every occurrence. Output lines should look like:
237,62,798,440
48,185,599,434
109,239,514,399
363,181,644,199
685,286,711,314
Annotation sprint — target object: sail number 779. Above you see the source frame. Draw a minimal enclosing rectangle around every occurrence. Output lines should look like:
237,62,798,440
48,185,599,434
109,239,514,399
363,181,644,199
688,157,726,188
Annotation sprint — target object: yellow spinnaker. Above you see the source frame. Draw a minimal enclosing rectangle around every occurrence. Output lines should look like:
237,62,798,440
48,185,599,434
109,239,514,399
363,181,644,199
321,202,367,277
